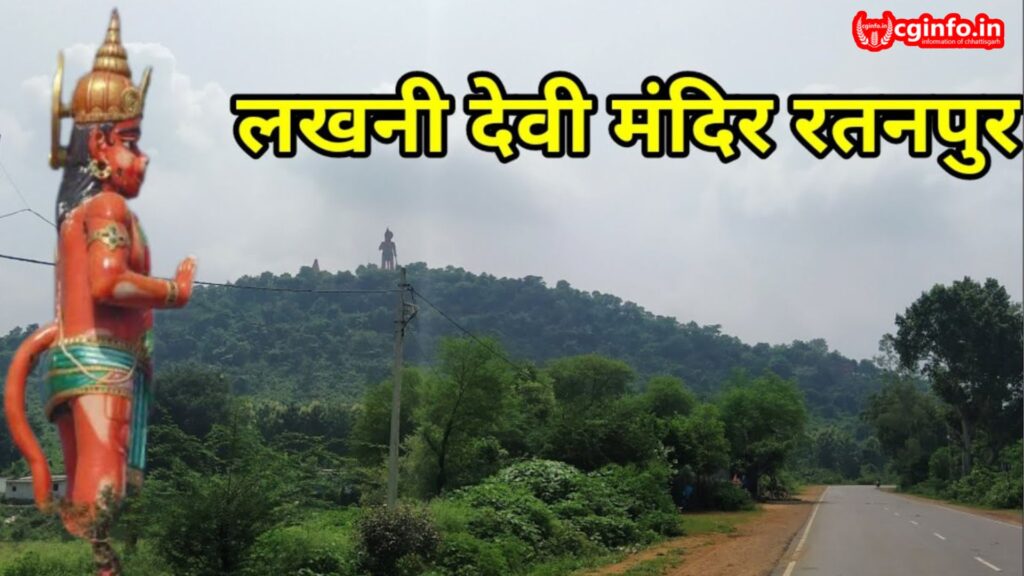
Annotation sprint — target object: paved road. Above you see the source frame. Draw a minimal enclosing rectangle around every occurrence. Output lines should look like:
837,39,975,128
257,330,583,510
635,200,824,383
774,485,1022,576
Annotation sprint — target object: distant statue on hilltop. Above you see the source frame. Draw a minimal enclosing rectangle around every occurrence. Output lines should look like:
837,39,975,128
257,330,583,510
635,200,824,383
379,228,397,270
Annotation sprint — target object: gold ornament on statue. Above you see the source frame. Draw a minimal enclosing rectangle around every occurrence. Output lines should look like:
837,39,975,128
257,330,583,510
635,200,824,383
87,159,111,181
50,9,152,169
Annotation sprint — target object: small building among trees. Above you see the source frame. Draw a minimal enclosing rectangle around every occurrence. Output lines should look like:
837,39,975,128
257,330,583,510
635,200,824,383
3,475,66,503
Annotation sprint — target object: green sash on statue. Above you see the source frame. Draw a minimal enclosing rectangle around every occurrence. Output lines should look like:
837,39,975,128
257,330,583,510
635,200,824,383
45,335,153,472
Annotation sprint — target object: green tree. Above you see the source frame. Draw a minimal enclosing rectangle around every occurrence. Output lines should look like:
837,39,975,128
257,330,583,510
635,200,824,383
502,370,557,457
809,426,860,479
411,337,513,495
350,368,423,465
153,363,231,439
719,372,807,498
147,419,295,575
890,277,1023,474
544,396,663,470
862,378,945,486
642,375,697,419
546,355,634,406
666,404,730,479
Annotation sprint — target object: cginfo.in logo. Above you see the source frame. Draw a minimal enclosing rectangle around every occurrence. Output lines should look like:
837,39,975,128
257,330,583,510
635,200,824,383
853,11,1005,51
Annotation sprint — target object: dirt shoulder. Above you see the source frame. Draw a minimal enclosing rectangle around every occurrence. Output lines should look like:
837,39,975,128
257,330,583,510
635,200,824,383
882,488,1023,526
585,485,825,576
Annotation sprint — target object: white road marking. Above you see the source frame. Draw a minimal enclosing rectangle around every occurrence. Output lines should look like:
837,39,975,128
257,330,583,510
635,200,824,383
796,487,828,553
909,520,919,526
975,556,1002,572
894,512,901,517
933,532,946,540
890,493,1022,530
782,487,829,576
883,506,889,511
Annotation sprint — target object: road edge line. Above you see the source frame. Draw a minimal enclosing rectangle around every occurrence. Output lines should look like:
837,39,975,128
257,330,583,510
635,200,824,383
794,486,827,552
777,485,829,576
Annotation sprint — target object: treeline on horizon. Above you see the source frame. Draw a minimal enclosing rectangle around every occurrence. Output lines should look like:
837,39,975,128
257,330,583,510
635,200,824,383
0,262,882,417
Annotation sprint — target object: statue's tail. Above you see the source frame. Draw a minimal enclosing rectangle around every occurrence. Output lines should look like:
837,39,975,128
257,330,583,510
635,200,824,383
4,323,58,510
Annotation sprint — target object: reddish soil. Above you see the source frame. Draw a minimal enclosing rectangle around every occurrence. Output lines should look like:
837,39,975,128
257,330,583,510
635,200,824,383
588,486,825,576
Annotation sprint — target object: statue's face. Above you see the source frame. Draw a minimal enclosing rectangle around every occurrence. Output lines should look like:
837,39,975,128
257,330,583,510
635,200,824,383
87,118,148,198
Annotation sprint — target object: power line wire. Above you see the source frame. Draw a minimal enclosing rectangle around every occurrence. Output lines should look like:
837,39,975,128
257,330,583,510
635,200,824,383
0,252,399,294
0,159,56,228
1,250,528,375
192,279,397,294
0,208,31,221
0,253,54,267
410,286,527,374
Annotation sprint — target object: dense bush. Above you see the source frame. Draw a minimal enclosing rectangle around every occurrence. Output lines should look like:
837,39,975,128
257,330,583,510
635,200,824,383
0,505,69,542
707,482,756,511
433,532,514,576
357,505,439,576
429,497,591,576
422,460,684,574
449,482,558,548
945,468,991,504
588,462,677,521
982,473,1023,509
493,460,585,504
245,522,355,576
568,514,640,548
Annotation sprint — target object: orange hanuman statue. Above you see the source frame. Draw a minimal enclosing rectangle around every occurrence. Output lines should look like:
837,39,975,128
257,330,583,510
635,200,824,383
3,10,195,572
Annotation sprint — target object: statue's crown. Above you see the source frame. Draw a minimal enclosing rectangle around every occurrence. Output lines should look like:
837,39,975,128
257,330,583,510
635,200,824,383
50,9,152,168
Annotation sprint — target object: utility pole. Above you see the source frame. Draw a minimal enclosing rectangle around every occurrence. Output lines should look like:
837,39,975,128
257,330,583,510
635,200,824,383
387,267,414,508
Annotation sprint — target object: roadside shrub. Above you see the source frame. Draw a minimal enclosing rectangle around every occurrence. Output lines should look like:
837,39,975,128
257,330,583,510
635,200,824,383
554,475,624,519
442,459,682,561
983,474,1023,509
450,482,557,548
542,522,597,557
545,472,637,548
245,524,355,576
430,499,479,535
433,532,513,576
570,514,641,548
638,510,684,537
1000,441,1023,478
946,467,997,505
493,460,584,504
759,471,800,500
588,461,676,520
357,504,439,576
707,481,755,511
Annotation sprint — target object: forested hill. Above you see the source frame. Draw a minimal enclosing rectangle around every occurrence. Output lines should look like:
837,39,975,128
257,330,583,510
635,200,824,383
0,262,881,418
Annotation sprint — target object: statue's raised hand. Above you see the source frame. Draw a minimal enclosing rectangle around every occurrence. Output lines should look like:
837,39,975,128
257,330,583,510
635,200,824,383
174,256,197,307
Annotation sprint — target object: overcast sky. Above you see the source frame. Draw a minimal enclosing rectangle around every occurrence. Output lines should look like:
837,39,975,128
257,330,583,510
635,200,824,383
0,1,1020,360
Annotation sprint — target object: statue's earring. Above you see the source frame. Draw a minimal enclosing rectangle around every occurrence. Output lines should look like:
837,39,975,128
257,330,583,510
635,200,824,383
88,159,111,180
